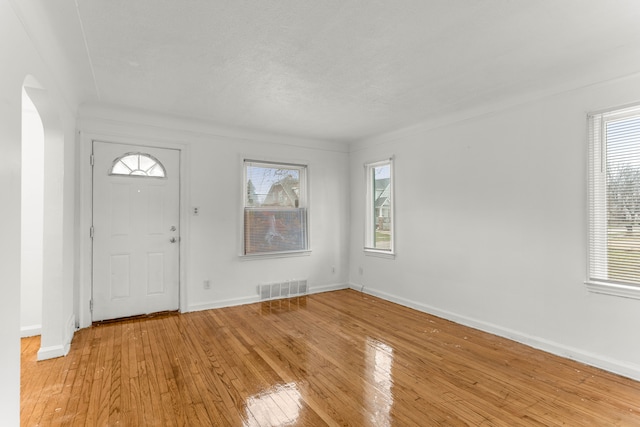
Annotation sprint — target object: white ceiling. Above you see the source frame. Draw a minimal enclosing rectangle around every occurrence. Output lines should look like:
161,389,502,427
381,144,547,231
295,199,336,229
18,0,640,142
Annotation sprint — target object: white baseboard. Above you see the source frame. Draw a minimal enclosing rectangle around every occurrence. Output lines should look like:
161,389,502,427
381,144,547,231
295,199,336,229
348,283,640,382
37,344,67,361
187,283,349,313
36,315,75,361
65,314,75,349
20,324,41,338
188,295,260,312
309,283,349,295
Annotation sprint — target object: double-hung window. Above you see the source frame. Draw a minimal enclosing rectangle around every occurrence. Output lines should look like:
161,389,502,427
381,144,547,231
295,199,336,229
587,104,640,298
243,160,308,256
364,158,394,255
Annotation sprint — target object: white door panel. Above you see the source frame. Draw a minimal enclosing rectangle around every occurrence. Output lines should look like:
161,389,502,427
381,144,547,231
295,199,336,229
92,141,180,321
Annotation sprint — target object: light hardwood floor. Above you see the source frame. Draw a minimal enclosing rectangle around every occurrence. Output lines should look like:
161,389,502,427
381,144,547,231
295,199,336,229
21,289,640,426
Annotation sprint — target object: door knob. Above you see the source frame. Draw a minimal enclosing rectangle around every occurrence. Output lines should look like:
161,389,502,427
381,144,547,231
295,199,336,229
170,237,177,243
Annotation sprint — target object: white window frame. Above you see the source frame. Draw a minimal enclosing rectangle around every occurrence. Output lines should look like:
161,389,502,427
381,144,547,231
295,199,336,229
241,159,310,258
364,157,395,257
586,103,640,300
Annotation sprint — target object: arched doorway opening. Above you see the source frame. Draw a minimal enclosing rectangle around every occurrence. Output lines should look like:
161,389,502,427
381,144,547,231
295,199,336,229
22,75,69,360
20,86,44,338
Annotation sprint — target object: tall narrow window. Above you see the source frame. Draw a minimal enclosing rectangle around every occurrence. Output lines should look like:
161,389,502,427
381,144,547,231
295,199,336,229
365,158,394,254
588,104,640,298
243,160,308,256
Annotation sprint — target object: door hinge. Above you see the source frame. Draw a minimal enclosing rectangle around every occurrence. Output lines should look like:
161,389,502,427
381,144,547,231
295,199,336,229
90,154,94,166
89,299,93,312
90,226,94,239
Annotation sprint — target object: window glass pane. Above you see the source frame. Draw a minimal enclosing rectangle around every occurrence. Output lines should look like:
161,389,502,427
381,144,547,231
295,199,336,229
147,164,164,177
365,159,394,253
373,164,392,250
246,165,300,208
604,116,640,284
111,162,131,175
121,155,139,171
138,154,155,172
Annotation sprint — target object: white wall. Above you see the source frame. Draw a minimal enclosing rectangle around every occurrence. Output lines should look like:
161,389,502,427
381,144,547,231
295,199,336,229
1,1,79,422
187,135,350,309
0,4,24,419
349,73,640,380
77,106,350,326
21,89,44,337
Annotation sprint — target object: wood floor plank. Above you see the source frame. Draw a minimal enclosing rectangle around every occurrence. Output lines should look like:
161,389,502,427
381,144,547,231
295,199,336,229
21,339,64,425
56,327,91,426
135,321,163,427
116,321,133,422
161,315,235,426
21,289,640,426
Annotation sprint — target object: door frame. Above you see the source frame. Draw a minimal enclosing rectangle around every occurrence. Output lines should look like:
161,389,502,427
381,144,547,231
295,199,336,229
79,132,189,328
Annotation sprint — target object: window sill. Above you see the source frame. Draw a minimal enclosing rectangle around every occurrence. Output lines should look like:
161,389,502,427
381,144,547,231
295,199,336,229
364,249,395,260
585,280,640,300
240,250,311,261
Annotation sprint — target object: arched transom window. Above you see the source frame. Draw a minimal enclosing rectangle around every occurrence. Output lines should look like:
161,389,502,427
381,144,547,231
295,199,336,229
109,152,167,178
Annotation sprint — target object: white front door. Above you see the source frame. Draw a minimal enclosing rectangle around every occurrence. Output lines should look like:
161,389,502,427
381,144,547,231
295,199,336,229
92,141,180,321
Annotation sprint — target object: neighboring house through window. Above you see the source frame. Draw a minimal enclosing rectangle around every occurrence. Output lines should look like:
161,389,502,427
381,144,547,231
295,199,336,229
365,157,394,255
243,160,308,256
587,103,640,299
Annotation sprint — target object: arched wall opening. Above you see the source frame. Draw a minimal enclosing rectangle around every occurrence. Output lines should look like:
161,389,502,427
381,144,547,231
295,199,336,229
22,75,69,360
21,86,44,338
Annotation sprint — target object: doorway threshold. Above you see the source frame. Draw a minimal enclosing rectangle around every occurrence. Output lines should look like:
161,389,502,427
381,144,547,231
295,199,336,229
92,310,179,326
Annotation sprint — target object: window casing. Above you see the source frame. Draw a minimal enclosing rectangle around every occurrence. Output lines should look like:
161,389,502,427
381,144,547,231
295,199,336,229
243,160,308,256
365,158,394,255
588,104,640,299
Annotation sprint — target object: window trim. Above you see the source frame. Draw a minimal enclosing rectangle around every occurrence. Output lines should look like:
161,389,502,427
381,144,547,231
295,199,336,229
241,158,310,258
364,157,395,257
585,280,640,300
586,103,640,300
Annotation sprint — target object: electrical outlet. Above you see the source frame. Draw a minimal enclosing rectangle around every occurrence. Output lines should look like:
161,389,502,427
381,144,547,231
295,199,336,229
203,279,210,289
193,207,200,215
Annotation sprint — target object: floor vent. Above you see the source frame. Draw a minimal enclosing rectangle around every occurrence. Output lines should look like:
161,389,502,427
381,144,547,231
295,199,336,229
258,280,308,301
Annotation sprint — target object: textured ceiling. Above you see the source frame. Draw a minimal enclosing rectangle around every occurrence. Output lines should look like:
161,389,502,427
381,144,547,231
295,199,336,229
27,1,640,142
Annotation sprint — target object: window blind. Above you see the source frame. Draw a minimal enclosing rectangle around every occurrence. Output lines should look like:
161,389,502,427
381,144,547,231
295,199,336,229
588,105,640,286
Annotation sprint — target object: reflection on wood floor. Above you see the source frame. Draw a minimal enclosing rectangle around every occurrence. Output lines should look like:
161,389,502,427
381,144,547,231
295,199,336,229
21,289,640,426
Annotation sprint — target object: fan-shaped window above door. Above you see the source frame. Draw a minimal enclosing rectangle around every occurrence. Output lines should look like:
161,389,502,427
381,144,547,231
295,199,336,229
109,152,167,178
